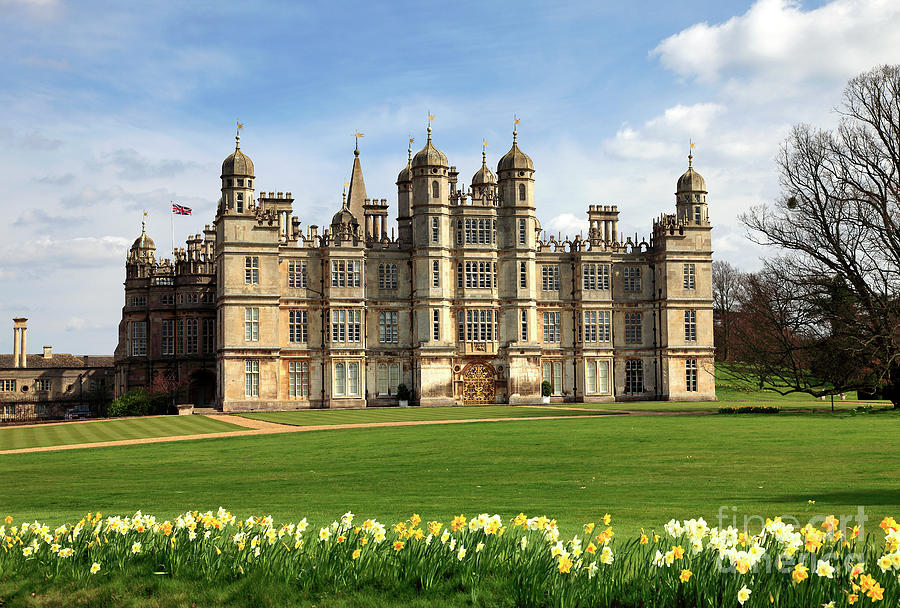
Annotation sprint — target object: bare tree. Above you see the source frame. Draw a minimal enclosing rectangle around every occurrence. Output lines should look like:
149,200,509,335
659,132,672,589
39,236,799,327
712,260,743,361
741,65,900,407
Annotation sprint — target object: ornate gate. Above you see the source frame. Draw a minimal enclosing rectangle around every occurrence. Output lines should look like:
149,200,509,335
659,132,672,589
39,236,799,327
462,362,495,405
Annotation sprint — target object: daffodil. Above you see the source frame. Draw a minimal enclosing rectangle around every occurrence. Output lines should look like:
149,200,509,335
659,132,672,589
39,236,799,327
90,562,101,575
679,569,692,583
737,585,751,605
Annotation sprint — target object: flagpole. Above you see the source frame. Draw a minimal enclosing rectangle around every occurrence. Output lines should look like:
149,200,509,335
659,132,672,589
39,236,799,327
170,201,175,260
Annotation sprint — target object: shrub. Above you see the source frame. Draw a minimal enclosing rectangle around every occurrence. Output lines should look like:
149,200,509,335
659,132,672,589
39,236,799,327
108,389,152,417
541,381,552,397
718,406,780,414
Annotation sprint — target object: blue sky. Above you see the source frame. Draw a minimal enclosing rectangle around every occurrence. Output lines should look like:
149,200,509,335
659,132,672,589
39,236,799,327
1,0,898,354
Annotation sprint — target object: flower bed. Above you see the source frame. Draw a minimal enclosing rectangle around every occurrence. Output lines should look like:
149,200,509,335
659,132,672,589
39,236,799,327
2,510,898,606
719,406,781,414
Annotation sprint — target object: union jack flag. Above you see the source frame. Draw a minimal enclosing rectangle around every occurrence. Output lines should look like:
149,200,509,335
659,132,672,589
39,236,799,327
172,203,192,215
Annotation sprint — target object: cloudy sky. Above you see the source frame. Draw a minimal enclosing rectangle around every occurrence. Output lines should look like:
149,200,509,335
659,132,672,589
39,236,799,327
1,0,898,354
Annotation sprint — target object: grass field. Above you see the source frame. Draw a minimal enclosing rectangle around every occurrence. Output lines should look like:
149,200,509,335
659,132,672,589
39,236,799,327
242,404,618,426
1,412,897,539
0,415,242,451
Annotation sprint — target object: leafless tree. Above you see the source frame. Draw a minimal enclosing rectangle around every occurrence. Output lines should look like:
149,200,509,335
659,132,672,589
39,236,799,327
741,65,900,407
712,260,743,361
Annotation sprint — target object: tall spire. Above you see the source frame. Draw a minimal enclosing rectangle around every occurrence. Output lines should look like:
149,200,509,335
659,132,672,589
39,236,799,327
346,144,367,220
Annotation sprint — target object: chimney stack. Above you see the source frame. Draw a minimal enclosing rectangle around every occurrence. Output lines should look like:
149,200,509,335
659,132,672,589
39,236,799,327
43,345,52,360
12,318,27,368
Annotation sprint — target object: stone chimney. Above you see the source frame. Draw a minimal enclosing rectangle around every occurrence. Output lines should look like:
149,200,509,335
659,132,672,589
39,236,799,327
12,318,27,368
43,345,52,360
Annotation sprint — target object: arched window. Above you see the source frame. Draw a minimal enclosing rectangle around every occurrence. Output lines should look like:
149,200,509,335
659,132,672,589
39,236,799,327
518,183,526,201
432,260,440,287
432,180,440,200
334,362,346,396
521,310,528,341
457,262,463,288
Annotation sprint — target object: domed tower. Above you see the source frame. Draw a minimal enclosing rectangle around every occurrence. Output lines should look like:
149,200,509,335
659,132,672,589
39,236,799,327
675,150,708,225
331,191,360,238
220,132,255,216
126,219,156,278
497,127,534,209
411,124,450,248
396,143,413,245
471,148,497,202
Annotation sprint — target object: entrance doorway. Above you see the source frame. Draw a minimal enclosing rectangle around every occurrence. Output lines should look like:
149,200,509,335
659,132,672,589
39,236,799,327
461,361,495,405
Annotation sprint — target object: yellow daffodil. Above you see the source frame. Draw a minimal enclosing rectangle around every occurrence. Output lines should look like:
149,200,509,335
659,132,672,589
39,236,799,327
679,569,692,583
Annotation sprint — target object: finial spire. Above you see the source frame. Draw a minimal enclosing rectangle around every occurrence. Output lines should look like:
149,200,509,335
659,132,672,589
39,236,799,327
688,139,695,168
353,131,363,156
235,119,244,150
426,112,434,142
513,114,520,144
482,138,488,166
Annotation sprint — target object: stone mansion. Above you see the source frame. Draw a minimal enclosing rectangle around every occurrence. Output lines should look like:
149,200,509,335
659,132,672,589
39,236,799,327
114,126,715,410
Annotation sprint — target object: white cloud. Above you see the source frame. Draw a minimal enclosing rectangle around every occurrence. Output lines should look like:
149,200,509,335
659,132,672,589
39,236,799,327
1,235,130,268
653,0,900,97
545,213,589,237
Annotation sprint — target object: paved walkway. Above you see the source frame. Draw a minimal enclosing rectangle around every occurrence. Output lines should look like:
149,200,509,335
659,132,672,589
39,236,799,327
0,409,711,455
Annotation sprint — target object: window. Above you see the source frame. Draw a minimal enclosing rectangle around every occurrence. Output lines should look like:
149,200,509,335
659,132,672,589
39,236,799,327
0,404,15,416
542,361,563,395
463,218,496,244
236,195,243,214
245,360,259,397
541,265,559,291
583,311,611,343
331,309,361,342
456,220,463,244
623,266,641,292
694,206,702,224
542,312,561,342
202,318,215,353
624,312,642,344
584,360,609,394
34,379,51,392
377,362,401,395
161,319,175,356
625,360,644,394
431,217,439,243
237,179,243,187
161,294,175,306
582,264,611,290
131,321,147,356
378,311,399,343
432,309,440,341
245,256,259,284
683,264,695,289
331,260,361,287
686,359,698,392
684,310,697,342
289,310,308,343
520,261,527,288
458,309,498,342
129,296,147,307
378,263,397,289
0,379,16,392
185,318,198,353
432,260,440,287
462,261,496,289
244,308,259,341
521,310,528,341
457,262,463,288
334,361,360,397
519,218,526,244
289,361,309,398
432,181,440,200
35,404,51,416
518,183,526,201
288,261,307,288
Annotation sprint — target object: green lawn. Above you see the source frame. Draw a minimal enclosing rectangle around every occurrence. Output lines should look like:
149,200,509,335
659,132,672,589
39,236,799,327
1,412,897,539
241,404,617,426
0,415,242,451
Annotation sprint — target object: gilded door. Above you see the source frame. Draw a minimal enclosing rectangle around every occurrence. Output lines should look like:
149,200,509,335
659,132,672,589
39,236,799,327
462,362,495,405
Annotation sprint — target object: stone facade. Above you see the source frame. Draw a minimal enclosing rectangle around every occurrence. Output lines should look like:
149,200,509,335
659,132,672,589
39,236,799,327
115,126,715,411
1,319,114,421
